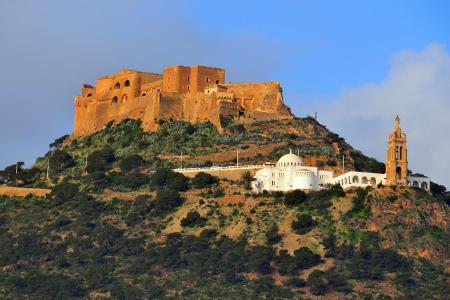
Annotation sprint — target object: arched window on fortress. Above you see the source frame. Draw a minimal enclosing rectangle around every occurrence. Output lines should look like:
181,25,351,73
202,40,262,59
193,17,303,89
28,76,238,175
216,80,220,84
206,77,210,83
114,82,120,89
112,96,118,105
124,80,130,87
86,93,92,97
141,93,147,96
122,94,128,102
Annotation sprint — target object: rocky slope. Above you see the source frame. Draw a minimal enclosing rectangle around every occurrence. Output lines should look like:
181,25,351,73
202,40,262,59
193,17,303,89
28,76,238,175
0,117,448,299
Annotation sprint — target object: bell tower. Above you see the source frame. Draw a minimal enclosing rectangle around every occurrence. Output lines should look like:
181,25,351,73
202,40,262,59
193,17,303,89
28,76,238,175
386,115,408,186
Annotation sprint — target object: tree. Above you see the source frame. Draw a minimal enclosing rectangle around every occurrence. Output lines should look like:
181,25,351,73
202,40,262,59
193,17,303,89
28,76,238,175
430,181,446,195
306,270,328,295
49,150,75,173
49,134,69,150
292,214,314,234
241,171,254,190
154,188,183,213
109,171,149,189
119,154,144,173
0,162,24,183
49,181,80,204
283,190,307,206
16,167,42,184
265,224,281,245
150,168,188,191
246,246,274,274
180,211,207,227
86,147,116,173
192,172,218,189
294,247,321,269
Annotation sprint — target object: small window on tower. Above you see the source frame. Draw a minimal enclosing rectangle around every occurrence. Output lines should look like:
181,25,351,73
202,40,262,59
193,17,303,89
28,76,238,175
206,77,210,83
216,80,220,84
124,80,130,87
187,76,190,82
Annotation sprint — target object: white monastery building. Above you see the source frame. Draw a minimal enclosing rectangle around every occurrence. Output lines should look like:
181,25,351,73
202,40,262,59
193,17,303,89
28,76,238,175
252,116,430,193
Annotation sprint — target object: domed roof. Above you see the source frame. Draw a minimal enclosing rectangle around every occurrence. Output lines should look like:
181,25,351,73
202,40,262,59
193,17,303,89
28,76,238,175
277,150,304,167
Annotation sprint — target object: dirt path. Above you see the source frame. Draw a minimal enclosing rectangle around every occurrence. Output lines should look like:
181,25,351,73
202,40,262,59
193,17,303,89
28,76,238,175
0,186,51,197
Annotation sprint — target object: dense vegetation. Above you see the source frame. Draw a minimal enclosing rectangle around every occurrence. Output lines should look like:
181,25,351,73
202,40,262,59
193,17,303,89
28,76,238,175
5,117,390,183
0,118,448,299
1,179,448,298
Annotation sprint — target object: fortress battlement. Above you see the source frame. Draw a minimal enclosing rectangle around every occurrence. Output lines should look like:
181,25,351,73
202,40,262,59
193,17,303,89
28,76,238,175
73,65,293,136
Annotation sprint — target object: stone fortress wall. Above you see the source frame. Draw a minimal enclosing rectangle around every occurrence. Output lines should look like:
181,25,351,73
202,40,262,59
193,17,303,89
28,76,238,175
73,65,293,137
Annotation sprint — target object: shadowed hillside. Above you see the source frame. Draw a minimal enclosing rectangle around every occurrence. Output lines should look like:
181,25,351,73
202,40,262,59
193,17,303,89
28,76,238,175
0,118,448,299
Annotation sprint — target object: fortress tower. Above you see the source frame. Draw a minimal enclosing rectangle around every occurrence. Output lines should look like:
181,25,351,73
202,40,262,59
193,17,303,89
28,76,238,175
386,115,408,186
72,65,293,137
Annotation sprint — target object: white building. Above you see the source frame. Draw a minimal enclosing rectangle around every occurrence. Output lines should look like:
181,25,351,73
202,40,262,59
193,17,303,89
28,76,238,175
252,150,332,192
252,150,430,193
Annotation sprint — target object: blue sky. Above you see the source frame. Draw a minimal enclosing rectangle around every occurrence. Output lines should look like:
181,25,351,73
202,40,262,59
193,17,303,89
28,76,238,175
1,0,449,185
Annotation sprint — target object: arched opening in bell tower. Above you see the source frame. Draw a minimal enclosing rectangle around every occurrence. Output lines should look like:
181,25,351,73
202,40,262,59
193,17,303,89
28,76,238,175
396,167,402,181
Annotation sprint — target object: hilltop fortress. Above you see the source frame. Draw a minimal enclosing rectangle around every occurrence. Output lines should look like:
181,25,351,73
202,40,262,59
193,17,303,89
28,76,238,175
73,65,293,136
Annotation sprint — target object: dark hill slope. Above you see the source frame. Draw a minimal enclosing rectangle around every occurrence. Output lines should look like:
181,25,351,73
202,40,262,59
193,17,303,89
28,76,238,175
0,118,448,299
36,117,385,178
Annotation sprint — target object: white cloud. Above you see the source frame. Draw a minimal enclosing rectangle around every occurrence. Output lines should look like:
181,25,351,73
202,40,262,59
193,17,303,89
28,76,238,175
303,44,450,188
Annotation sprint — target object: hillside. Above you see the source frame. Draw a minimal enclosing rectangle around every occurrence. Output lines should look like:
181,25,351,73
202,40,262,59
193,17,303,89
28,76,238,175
42,117,384,179
0,118,448,299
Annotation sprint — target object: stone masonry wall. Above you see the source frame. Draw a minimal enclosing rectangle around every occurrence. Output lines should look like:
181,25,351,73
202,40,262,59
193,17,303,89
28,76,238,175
73,66,293,137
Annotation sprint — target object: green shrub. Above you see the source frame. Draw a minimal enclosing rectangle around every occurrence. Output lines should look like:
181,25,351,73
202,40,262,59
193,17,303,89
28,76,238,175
49,150,75,173
246,246,274,274
119,154,144,172
285,277,306,288
180,211,207,227
307,270,328,295
265,224,281,245
4,269,85,299
283,189,307,206
86,147,115,173
192,172,218,189
430,181,446,195
294,247,321,269
212,187,225,198
200,228,218,239
154,188,183,213
49,181,80,204
85,171,110,190
0,162,25,183
49,134,69,150
292,214,314,234
326,160,337,166
109,171,149,189
150,168,188,191
16,167,42,184
241,171,254,190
